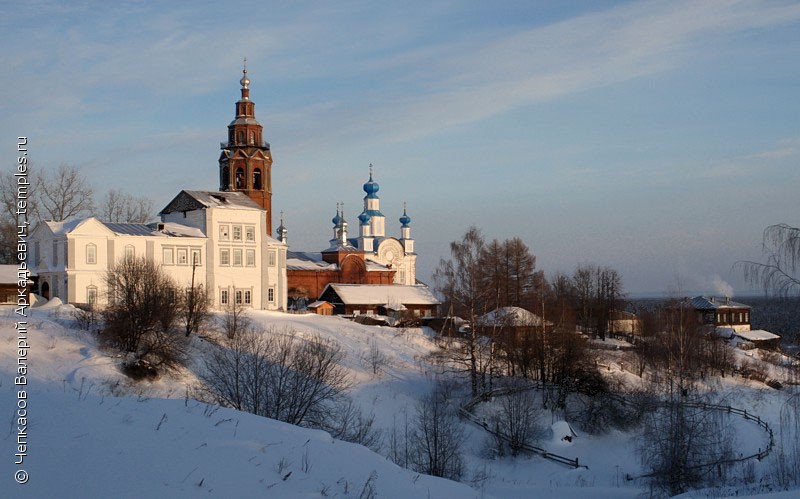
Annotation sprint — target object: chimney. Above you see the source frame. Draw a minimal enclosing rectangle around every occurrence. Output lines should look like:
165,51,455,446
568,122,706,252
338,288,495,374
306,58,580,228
710,297,715,303
157,222,165,231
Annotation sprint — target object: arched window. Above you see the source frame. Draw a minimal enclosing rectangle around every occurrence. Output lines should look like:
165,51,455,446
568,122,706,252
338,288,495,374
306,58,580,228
253,168,262,190
249,131,255,145
235,168,245,189
125,245,135,262
86,243,97,264
238,131,244,144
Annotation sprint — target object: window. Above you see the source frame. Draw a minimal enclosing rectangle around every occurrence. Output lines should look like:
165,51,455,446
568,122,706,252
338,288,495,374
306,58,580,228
246,249,255,266
245,226,255,242
244,290,251,305
163,247,174,265
220,249,230,266
268,251,276,266
235,168,245,189
233,226,242,241
220,289,229,305
233,249,243,266
125,245,135,262
268,287,274,303
87,286,97,305
249,132,255,145
52,241,58,266
235,290,243,304
191,249,201,266
220,225,229,241
745,312,749,323
177,248,188,265
86,244,97,264
253,169,262,190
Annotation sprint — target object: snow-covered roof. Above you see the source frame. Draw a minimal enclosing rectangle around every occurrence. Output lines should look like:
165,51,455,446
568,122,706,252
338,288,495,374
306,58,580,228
735,329,780,342
286,252,337,271
323,284,440,306
156,222,206,238
687,296,750,310
0,265,31,284
42,218,85,236
478,306,551,327
715,327,736,339
287,252,390,272
307,301,332,309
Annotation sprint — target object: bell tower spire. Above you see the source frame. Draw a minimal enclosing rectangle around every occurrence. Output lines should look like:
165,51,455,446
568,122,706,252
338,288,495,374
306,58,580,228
219,62,275,233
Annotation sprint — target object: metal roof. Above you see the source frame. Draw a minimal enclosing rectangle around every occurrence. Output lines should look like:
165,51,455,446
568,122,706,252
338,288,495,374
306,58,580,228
687,296,751,310
103,223,155,236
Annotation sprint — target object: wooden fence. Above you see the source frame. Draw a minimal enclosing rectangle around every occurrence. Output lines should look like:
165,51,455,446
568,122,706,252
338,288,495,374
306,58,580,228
459,383,774,474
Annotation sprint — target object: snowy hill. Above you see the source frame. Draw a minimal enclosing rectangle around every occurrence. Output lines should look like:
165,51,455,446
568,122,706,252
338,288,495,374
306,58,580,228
0,387,475,498
0,305,475,498
3,302,798,498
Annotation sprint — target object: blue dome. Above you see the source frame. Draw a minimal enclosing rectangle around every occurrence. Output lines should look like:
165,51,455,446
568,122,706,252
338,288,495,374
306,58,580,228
363,172,380,198
332,209,342,226
399,207,411,227
358,212,371,225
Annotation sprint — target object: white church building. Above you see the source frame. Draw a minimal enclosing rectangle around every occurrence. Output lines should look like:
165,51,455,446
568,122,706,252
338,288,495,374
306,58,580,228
30,190,287,310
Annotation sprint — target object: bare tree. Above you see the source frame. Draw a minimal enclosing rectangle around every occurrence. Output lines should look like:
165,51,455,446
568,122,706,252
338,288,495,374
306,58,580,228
99,189,154,223
639,401,735,495
180,261,210,337
434,226,493,396
201,328,350,428
0,171,39,263
407,385,465,480
102,256,186,375
220,297,250,339
493,386,544,456
739,223,800,296
362,340,389,377
38,164,95,221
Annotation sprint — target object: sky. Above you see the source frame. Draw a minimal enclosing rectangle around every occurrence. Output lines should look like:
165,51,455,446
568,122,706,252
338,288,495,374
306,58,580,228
2,0,799,297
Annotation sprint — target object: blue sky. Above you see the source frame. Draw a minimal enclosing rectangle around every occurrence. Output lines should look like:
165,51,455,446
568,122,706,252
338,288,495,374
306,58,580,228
2,0,799,296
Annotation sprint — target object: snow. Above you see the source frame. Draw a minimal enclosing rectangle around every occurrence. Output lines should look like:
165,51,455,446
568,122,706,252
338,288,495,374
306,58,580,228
736,329,781,341
479,306,549,327
324,283,439,306
0,264,30,283
2,303,799,497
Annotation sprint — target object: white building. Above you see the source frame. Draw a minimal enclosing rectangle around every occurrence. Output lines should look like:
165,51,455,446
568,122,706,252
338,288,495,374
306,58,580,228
352,166,417,285
31,190,287,310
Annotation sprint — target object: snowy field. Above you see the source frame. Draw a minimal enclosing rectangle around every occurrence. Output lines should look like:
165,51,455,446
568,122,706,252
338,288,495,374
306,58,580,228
2,301,798,498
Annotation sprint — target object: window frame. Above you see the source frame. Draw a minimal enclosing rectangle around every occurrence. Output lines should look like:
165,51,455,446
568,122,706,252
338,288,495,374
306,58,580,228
163,247,174,265
86,243,97,265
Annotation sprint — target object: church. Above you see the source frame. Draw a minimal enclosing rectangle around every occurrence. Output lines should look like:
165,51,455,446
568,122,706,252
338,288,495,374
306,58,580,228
30,66,430,314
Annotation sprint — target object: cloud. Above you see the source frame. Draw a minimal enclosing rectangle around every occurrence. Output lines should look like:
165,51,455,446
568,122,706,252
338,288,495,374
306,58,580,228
256,0,800,149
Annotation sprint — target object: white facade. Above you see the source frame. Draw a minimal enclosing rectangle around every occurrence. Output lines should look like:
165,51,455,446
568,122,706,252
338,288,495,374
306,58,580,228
30,190,287,311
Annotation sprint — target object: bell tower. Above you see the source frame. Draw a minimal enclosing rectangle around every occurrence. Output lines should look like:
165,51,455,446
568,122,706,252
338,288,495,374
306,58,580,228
219,62,274,232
